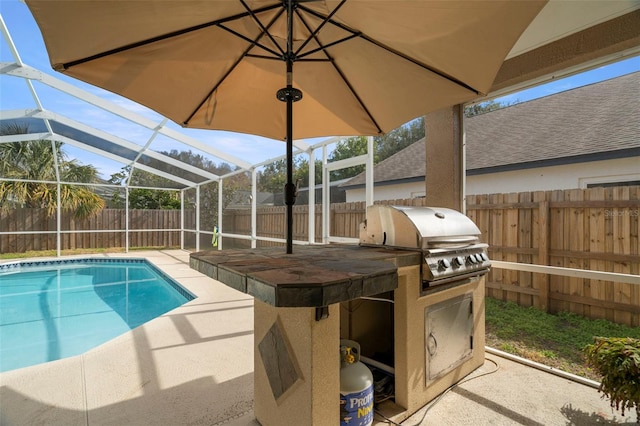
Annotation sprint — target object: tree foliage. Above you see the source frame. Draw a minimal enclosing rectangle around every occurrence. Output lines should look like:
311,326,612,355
0,122,105,218
294,157,323,188
258,159,289,193
108,149,248,232
257,117,426,192
109,149,239,210
326,136,368,181
375,116,425,162
258,157,322,193
108,166,182,210
464,99,518,117
129,188,181,210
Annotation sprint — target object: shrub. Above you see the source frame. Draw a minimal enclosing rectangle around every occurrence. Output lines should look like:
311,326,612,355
584,337,640,422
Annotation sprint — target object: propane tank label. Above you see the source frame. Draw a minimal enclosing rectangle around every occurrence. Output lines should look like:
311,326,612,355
340,385,374,426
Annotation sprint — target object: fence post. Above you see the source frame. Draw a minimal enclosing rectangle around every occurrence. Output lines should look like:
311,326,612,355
538,200,550,312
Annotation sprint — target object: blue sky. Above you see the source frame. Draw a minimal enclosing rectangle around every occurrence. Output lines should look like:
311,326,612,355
1,0,639,180
492,57,640,105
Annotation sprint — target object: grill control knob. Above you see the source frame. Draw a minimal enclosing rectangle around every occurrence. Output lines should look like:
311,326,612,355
453,256,465,267
467,255,477,264
480,253,489,261
438,259,451,270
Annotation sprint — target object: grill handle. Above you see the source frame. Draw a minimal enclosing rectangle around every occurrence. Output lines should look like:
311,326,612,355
425,236,479,246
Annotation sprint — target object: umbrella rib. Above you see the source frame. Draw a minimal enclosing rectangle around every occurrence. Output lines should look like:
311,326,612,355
245,54,283,61
333,65,383,135
183,8,285,127
218,23,283,59
295,8,383,135
296,3,479,95
57,3,282,70
294,0,347,58
358,33,479,94
296,34,360,60
244,54,331,62
239,0,285,57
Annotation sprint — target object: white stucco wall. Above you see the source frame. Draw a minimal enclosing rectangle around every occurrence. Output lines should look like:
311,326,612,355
466,157,639,195
344,157,639,201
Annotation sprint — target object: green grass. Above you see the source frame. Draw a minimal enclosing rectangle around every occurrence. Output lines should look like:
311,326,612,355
485,297,640,381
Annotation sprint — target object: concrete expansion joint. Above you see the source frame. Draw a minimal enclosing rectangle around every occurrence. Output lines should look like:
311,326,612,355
210,409,254,425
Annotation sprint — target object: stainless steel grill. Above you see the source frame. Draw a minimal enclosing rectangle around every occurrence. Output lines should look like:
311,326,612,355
359,205,490,288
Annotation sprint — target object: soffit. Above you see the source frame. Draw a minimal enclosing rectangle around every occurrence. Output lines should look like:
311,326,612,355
508,0,640,58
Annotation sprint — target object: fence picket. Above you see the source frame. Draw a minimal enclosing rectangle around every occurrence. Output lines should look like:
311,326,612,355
489,193,504,301
603,187,615,322
518,191,533,307
613,186,632,325
587,187,606,320
535,195,549,311
568,188,585,316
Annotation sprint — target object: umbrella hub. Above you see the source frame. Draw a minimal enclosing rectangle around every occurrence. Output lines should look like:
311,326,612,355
276,87,303,103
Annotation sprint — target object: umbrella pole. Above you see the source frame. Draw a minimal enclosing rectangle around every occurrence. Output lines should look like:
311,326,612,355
285,70,294,254
280,0,301,254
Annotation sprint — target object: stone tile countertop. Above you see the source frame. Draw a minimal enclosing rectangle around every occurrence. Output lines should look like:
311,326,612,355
190,245,421,307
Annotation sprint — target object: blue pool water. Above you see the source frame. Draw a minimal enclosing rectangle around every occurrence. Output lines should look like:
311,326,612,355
0,258,194,373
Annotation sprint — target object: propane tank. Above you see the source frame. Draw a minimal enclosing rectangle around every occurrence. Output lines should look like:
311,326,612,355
340,339,374,426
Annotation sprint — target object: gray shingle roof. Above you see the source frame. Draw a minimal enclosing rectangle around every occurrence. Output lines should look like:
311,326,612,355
342,71,640,188
363,138,426,184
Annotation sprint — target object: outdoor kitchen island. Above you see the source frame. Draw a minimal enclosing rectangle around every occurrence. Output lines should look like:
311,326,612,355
190,238,487,426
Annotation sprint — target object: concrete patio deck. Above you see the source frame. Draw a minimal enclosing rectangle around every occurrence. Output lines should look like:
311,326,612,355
1,250,636,425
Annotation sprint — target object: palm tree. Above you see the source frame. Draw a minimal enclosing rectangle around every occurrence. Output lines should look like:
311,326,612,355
0,122,105,218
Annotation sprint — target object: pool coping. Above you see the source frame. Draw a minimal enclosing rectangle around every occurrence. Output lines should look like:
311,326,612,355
0,256,199,373
0,257,197,301
0,250,257,426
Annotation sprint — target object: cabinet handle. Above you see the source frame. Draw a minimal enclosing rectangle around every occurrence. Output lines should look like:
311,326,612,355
427,332,438,357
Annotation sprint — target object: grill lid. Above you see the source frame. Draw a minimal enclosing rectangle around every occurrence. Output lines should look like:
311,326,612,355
359,205,481,250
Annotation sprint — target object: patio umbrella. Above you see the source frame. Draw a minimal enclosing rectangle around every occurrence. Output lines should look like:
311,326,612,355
25,0,546,253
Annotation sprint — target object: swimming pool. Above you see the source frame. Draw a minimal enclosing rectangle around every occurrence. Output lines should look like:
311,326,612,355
0,258,195,373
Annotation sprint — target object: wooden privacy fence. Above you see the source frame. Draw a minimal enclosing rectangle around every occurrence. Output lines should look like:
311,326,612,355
0,208,182,253
2,187,638,326
467,186,639,327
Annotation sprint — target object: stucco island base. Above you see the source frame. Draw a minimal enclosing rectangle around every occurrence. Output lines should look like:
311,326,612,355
190,246,485,426
253,301,340,425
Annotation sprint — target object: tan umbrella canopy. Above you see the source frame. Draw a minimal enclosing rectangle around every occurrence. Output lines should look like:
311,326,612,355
26,0,546,253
